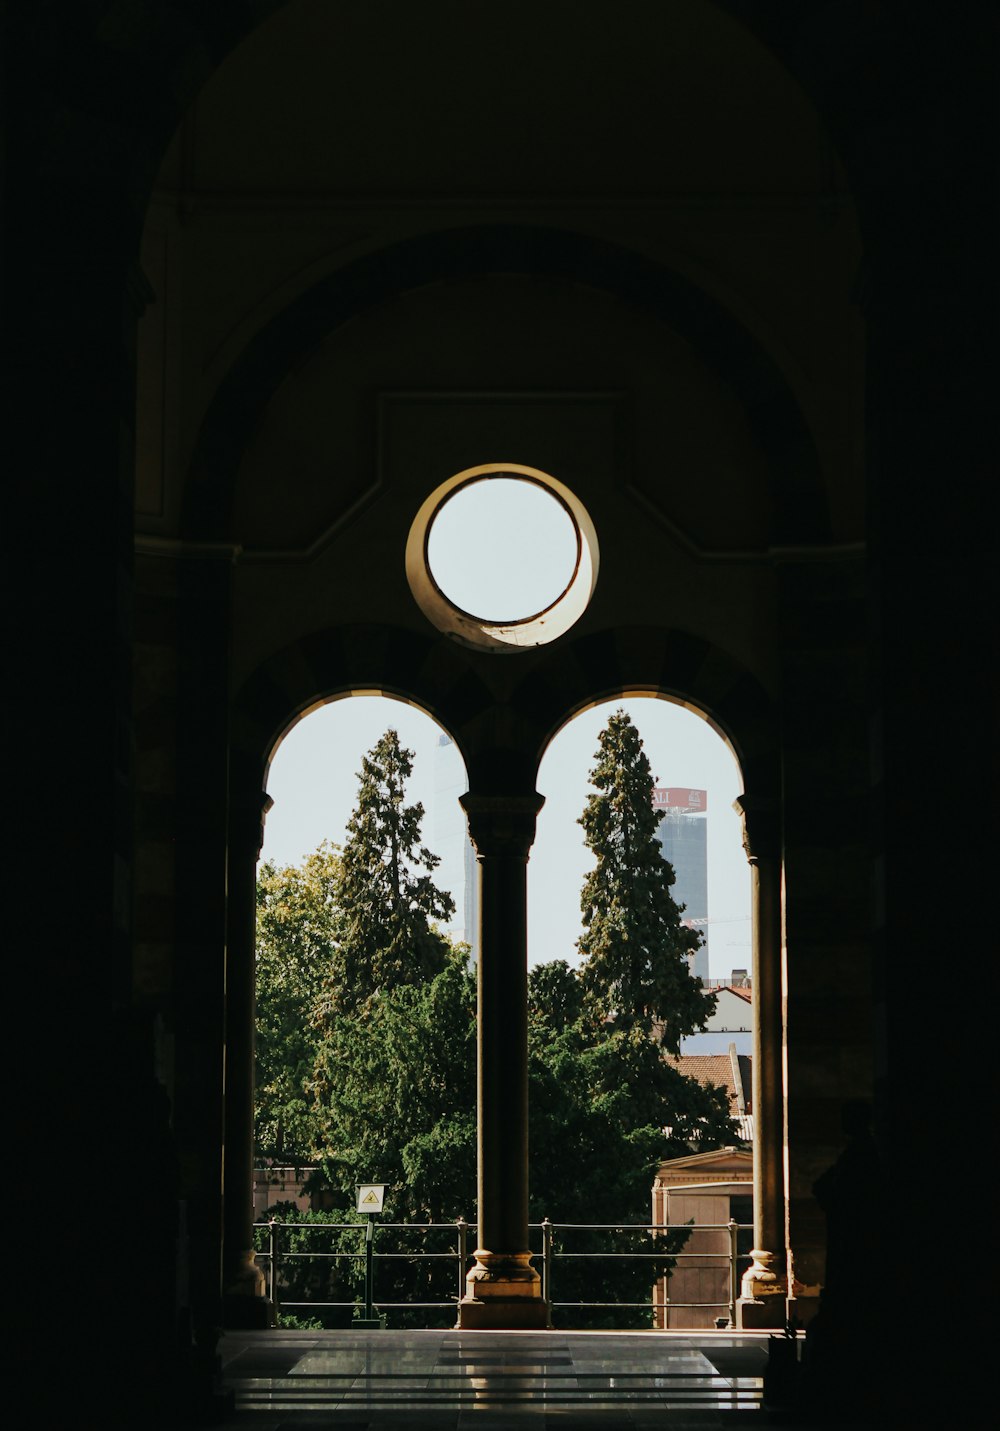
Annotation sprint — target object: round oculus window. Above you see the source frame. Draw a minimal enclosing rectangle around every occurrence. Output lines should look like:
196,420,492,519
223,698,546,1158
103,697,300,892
426,476,579,622
406,464,599,652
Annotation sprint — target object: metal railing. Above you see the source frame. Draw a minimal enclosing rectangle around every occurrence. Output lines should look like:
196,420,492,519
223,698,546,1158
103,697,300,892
253,1217,752,1327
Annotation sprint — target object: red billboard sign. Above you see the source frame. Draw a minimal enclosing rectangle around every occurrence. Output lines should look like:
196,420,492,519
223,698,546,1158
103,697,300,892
652,787,707,813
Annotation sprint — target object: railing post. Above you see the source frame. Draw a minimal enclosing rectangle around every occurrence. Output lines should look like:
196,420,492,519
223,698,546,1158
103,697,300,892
456,1218,468,1304
541,1219,553,1328
268,1219,278,1313
728,1218,739,1328
364,1218,375,1322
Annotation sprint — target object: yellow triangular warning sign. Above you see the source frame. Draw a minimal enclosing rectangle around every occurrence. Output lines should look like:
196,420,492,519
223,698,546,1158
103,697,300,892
362,1190,379,1205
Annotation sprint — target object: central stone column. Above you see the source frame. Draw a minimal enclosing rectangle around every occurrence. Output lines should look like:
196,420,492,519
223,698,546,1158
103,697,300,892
733,794,788,1329
458,791,549,1330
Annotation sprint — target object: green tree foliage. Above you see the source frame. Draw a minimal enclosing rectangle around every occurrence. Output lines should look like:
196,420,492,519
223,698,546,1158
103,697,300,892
255,842,341,1162
309,949,477,1222
298,952,477,1327
526,960,736,1326
320,729,455,1015
577,709,716,1052
254,1202,367,1326
527,957,585,1034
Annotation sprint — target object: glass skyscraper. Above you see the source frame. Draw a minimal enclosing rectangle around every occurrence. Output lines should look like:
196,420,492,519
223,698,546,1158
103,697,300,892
653,787,710,983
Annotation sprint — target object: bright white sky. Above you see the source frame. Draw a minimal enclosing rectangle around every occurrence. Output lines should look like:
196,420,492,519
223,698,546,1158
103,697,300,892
263,696,750,979
427,477,579,618
261,479,752,978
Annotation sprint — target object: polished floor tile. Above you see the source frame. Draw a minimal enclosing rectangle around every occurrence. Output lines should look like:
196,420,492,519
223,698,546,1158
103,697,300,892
212,1328,781,1426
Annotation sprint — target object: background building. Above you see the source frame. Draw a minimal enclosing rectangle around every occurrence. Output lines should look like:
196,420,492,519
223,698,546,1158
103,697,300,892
432,733,479,962
652,1147,754,1330
653,787,710,983
680,981,753,1055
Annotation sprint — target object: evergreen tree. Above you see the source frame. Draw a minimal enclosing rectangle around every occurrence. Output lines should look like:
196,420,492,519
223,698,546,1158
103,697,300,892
320,728,455,1015
527,959,736,1327
577,710,716,1051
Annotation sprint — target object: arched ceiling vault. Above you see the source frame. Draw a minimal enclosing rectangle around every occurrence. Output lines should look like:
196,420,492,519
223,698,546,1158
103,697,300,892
133,0,864,558
182,225,831,551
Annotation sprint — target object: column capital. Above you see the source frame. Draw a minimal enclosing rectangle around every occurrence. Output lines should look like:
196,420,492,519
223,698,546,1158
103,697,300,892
231,790,274,860
732,793,779,866
460,792,545,860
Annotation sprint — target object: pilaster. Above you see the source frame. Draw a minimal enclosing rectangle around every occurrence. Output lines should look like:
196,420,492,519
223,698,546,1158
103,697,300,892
732,793,788,1328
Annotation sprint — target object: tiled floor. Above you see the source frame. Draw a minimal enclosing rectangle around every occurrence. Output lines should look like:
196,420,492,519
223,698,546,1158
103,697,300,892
213,1328,783,1427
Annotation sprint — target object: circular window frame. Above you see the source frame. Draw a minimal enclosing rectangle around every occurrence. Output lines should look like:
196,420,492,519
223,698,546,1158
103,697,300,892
406,464,599,652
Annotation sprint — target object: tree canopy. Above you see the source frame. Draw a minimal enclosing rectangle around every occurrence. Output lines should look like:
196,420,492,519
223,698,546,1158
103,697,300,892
577,709,716,1052
255,841,340,1162
309,948,477,1222
320,729,455,1015
525,957,734,1323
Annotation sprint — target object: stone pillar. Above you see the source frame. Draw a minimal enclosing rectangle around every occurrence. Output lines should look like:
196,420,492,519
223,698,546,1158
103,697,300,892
733,794,788,1329
222,789,274,1326
457,792,549,1329
777,557,871,1327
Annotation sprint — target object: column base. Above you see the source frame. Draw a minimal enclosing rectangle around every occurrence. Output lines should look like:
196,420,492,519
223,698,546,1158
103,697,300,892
223,1248,272,1327
458,1296,551,1330
735,1295,787,1329
735,1248,787,1329
456,1249,550,1329
222,1293,274,1329
786,1290,821,1328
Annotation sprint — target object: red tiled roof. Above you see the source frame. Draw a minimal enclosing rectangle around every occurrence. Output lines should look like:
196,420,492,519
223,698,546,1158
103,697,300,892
705,982,752,1003
665,1051,752,1113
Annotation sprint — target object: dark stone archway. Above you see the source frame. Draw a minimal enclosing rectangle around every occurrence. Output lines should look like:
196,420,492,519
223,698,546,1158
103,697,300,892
224,619,781,1327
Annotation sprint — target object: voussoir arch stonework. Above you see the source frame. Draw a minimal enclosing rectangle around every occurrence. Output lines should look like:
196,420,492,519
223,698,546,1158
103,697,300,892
230,620,776,810
182,225,829,551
